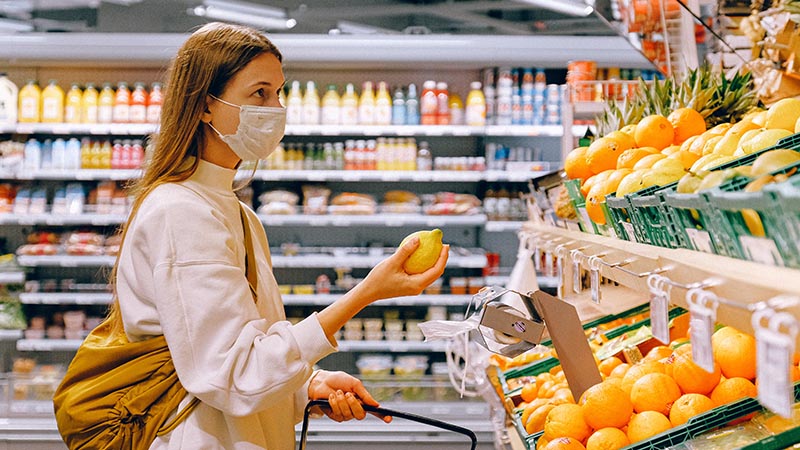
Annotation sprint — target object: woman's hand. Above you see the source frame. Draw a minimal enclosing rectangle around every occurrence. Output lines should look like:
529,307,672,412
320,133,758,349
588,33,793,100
360,237,449,302
307,370,391,423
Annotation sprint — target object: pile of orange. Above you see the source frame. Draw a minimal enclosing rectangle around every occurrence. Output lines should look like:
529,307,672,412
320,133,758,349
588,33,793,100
514,325,786,449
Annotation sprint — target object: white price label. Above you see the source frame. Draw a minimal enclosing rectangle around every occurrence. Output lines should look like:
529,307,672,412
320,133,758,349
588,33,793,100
544,251,554,278
650,291,669,344
534,247,542,272
590,268,601,304
740,236,785,266
573,257,582,294
621,222,636,242
754,310,798,418
689,313,714,373
556,253,564,298
685,228,714,254
577,207,594,233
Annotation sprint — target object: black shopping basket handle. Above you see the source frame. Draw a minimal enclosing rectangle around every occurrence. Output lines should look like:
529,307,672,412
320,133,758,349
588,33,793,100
298,399,478,450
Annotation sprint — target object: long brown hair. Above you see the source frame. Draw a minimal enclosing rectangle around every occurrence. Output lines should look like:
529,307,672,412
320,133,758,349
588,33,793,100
105,22,282,340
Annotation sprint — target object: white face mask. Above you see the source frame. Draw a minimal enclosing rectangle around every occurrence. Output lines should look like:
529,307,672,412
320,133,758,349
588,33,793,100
207,94,286,161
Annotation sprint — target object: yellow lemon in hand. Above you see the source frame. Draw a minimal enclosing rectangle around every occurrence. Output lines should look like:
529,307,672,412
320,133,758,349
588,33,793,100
400,229,444,274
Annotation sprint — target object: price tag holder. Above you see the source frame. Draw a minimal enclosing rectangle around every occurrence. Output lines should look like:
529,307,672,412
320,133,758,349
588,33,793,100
555,245,570,299
647,274,670,344
753,308,798,418
685,228,714,254
686,288,718,373
589,256,602,304
544,250,554,278
571,250,583,294
533,242,542,272
740,236,785,267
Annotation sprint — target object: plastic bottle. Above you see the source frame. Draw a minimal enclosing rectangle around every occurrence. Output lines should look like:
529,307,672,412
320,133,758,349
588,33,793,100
358,81,375,125
374,81,392,126
51,138,66,170
64,83,83,124
285,80,303,125
302,81,320,125
129,82,148,124
65,138,82,170
23,139,41,172
131,140,144,169
113,82,131,123
391,86,406,126
146,82,163,124
320,84,341,126
405,83,419,125
435,82,450,125
97,83,115,124
0,73,18,125
340,83,359,126
465,81,486,127
448,93,464,126
419,80,437,125
41,80,65,123
416,141,432,171
81,83,99,124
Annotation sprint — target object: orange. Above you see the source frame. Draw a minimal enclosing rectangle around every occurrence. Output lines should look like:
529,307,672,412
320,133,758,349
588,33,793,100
544,403,592,442
605,130,637,150
668,108,706,145
526,403,557,435
626,411,672,443
714,331,757,380
672,351,721,395
587,137,629,173
539,380,557,398
586,182,610,225
581,170,613,198
598,356,624,377
669,393,715,426
620,361,666,395
603,376,624,392
710,377,757,407
616,148,659,169
643,345,673,362
630,373,682,415
711,326,738,350
565,147,594,180
552,387,576,404
541,436,586,450
521,382,539,403
585,427,630,450
522,397,550,425
634,115,674,150
668,150,701,170
608,363,631,379
579,381,633,429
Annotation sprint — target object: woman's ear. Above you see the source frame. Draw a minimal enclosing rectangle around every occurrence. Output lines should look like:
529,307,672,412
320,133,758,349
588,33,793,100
200,96,213,124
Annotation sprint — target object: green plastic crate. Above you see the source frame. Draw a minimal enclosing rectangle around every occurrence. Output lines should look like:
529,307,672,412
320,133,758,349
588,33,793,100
564,178,620,238
767,175,800,269
628,182,687,249
606,193,637,242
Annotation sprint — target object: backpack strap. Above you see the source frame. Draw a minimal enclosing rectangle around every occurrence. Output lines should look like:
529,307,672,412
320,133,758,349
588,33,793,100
239,204,259,303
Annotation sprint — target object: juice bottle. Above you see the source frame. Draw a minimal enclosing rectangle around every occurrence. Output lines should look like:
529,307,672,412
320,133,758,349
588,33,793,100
448,93,464,126
64,83,83,124
358,81,375,125
320,84,341,125
0,73,18,125
129,82,148,124
301,81,320,125
81,83,99,124
374,81,392,126
405,83,419,125
113,82,131,123
101,140,113,169
435,82,450,125
419,80,437,125
41,80,65,123
285,80,303,125
146,82,163,124
97,83,115,124
391,86,405,126
340,83,359,126
465,81,486,126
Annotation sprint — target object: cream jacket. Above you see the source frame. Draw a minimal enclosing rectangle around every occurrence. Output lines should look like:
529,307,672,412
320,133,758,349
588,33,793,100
116,159,337,449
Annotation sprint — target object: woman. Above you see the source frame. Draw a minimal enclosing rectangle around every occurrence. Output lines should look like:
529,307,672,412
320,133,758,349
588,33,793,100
108,22,448,449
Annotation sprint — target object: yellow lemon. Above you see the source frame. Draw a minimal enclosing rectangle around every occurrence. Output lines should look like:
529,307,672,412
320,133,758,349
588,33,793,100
400,229,444,274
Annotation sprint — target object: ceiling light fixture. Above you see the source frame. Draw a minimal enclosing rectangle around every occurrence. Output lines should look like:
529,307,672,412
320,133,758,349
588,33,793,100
189,0,296,30
515,0,595,17
0,17,33,33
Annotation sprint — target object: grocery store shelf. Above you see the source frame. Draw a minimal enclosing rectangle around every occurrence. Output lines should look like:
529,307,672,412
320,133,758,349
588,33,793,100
0,271,26,284
337,340,445,352
16,339,83,351
254,170,484,182
19,292,112,305
572,101,607,120
0,213,127,226
16,252,487,269
283,294,473,306
260,214,487,227
484,221,524,232
15,169,141,181
7,123,156,136
0,329,22,340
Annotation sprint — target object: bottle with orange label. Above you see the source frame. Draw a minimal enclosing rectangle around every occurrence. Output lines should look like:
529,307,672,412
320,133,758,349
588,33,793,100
129,82,148,124
41,80,65,123
419,81,438,125
18,80,42,123
64,83,83,124
435,82,450,125
97,83,115,124
81,83,98,124
113,82,131,123
146,82,163,124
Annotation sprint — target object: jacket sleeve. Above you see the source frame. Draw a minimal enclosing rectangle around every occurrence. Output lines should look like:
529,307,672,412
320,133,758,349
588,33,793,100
136,198,336,417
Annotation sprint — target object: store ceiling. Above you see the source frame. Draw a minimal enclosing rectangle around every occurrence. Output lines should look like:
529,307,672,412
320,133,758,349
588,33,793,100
0,0,618,36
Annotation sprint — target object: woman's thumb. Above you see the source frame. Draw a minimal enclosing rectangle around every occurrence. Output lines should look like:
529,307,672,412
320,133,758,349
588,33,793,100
396,237,420,257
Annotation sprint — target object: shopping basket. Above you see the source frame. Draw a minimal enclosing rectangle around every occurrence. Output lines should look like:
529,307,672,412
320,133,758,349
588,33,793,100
298,399,478,450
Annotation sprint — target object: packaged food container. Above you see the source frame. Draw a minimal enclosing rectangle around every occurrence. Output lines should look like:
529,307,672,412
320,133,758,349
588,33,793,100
449,277,467,294
363,318,383,332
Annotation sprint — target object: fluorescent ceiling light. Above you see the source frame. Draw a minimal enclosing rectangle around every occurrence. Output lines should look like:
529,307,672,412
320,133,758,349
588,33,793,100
515,0,595,17
189,0,296,30
0,17,33,32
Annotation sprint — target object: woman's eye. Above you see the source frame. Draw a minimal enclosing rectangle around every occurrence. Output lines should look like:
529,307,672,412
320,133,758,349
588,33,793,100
255,88,265,98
